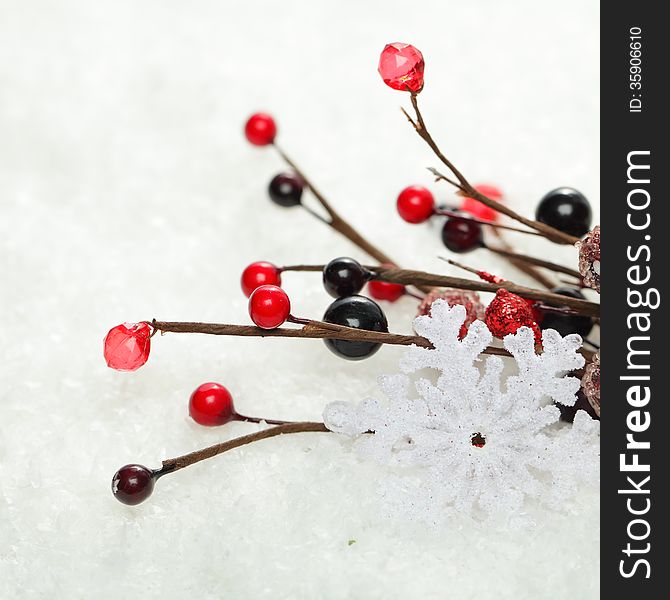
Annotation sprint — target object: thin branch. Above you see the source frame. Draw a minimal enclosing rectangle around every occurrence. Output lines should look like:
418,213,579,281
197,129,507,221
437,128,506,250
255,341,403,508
150,318,513,357
485,246,582,279
156,422,329,475
435,208,542,237
404,92,580,246
277,265,599,318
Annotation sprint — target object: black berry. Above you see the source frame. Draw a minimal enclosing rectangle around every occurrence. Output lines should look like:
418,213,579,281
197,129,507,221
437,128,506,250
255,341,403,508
441,214,483,253
535,187,592,238
323,295,388,360
112,464,155,505
556,391,600,423
322,257,370,298
540,286,594,338
268,172,303,208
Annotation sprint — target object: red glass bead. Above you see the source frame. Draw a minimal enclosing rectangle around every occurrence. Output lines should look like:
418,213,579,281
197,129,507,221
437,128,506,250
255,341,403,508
241,261,282,297
103,322,152,371
111,464,155,505
485,289,542,345
396,185,435,223
244,113,277,146
378,43,425,93
189,382,236,426
249,285,291,329
461,184,504,222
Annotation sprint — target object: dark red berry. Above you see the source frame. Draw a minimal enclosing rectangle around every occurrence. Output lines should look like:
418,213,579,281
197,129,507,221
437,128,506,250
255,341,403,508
322,257,369,298
323,295,388,360
396,185,435,224
241,261,282,297
268,172,303,207
244,113,277,146
112,464,155,505
441,214,483,252
189,382,236,426
535,187,592,238
249,285,291,329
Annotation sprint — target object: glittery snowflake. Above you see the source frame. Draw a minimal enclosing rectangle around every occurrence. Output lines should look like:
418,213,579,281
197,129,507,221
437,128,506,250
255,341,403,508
323,299,600,524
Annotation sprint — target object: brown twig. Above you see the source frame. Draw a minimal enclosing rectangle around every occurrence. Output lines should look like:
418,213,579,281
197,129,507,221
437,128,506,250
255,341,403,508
157,422,329,474
272,142,395,265
402,93,580,246
486,246,582,279
150,318,512,357
488,228,555,289
277,265,599,317
435,208,542,237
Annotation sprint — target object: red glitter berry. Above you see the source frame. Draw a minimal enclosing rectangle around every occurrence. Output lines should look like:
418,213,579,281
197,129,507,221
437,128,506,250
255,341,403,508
396,185,435,224
248,285,291,329
485,289,542,345
189,382,236,426
418,288,485,339
244,113,277,146
461,184,504,222
378,43,425,93
241,261,282,297
103,322,152,371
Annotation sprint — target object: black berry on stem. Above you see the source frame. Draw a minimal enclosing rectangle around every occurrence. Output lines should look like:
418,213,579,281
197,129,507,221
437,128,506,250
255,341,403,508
322,257,370,298
441,214,483,253
535,187,592,238
268,172,304,208
539,286,594,338
322,295,389,360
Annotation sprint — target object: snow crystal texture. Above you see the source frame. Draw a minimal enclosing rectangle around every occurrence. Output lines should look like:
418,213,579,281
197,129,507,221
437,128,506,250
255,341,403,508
1,0,599,598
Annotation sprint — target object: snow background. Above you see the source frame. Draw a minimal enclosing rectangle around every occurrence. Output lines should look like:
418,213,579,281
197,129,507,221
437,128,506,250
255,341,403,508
0,0,599,598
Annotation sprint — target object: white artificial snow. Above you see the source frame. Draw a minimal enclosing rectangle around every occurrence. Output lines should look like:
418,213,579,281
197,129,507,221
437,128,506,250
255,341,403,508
1,1,599,598
324,301,599,524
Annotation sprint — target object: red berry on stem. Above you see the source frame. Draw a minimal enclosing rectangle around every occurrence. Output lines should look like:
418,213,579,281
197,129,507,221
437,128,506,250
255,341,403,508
396,185,435,224
378,43,425,93
249,285,291,329
112,464,155,505
189,382,236,426
244,113,277,146
241,261,282,297
367,264,405,302
103,322,152,371
441,214,483,253
461,184,504,222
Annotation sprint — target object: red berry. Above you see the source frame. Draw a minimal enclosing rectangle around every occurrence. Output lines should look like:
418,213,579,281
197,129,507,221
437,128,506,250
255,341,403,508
396,185,435,224
244,113,277,146
189,382,236,426
112,464,155,505
103,322,152,371
485,289,542,345
378,43,425,93
248,285,291,329
368,279,406,302
241,261,282,297
461,183,504,222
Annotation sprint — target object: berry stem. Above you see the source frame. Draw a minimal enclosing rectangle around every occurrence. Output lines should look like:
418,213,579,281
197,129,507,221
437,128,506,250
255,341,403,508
435,208,542,236
402,93,580,245
485,246,582,279
149,318,594,360
155,422,330,475
273,142,396,265
236,414,293,426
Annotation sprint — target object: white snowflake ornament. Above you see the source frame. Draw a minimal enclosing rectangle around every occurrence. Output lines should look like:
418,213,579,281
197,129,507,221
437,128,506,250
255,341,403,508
323,300,599,524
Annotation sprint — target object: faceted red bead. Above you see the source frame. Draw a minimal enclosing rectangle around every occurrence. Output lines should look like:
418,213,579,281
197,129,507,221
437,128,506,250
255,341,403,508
244,113,277,146
461,184,504,222
248,285,291,329
396,185,435,224
103,322,152,371
189,382,236,426
378,43,425,93
241,261,282,297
